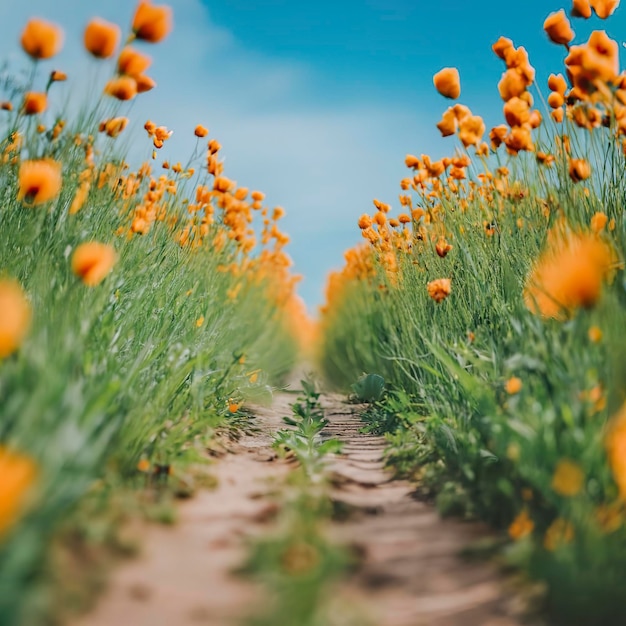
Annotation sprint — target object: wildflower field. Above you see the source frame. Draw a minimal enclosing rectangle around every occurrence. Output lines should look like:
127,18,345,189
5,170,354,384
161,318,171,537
2,0,626,624
319,0,626,623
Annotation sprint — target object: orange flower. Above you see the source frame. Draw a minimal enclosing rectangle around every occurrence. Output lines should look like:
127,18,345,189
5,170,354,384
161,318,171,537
22,92,47,115
588,325,603,342
427,278,451,303
458,114,485,147
17,159,62,206
498,69,527,101
569,158,591,182
84,18,121,58
194,124,208,138
0,281,31,359
137,459,151,472
508,509,534,540
435,238,452,258
135,75,156,93
503,97,530,126
489,124,508,149
590,0,620,18
20,18,63,60
436,107,457,136
566,31,619,91
1,101,13,111
544,518,574,551
547,91,565,108
572,0,593,17
104,76,137,101
607,402,626,499
71,242,116,286
548,73,568,95
117,46,152,76
552,460,584,496
228,402,240,414
0,446,37,537
433,67,460,99
524,230,616,318
132,0,173,43
590,211,608,232
544,10,575,46
100,116,129,138
50,70,67,82
505,376,522,395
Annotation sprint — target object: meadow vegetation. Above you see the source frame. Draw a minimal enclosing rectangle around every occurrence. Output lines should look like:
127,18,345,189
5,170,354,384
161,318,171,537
0,3,308,623
319,1,626,623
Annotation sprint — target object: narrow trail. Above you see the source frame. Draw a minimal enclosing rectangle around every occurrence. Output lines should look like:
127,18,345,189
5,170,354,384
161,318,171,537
71,390,530,626
321,394,528,626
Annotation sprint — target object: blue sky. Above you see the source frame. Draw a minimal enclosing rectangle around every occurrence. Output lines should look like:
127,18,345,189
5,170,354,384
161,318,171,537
1,1,625,310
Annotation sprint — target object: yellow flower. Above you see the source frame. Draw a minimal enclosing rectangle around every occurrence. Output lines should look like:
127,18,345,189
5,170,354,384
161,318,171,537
551,459,584,497
508,509,534,540
0,446,37,537
137,459,151,473
196,316,204,327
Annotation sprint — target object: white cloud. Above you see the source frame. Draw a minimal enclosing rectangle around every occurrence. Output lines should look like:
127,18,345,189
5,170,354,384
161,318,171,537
0,0,440,309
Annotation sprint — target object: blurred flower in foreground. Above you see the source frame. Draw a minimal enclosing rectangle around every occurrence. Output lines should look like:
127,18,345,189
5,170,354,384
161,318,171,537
427,278,452,303
20,18,63,60
433,67,461,99
0,446,37,537
84,18,121,59
71,242,116,286
607,402,626,500
132,0,173,43
524,229,617,319
0,281,31,359
17,159,62,206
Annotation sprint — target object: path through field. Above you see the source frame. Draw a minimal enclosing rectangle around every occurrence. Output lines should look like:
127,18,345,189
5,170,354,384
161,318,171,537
73,390,530,626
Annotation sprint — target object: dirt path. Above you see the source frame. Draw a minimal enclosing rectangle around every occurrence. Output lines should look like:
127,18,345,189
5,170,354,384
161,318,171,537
72,394,293,626
322,394,527,626
72,391,530,626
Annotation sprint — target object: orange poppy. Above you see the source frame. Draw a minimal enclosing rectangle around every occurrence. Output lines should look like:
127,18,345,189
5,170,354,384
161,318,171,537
503,97,530,126
21,18,63,60
0,281,31,359
433,67,461,99
590,0,620,18
569,158,591,182
50,70,67,82
436,108,456,137
548,73,568,95
498,69,528,101
572,0,593,17
427,278,452,303
458,114,485,147
132,0,173,43
0,446,37,537
22,92,47,115
71,242,116,286
104,76,137,101
543,10,575,46
524,230,615,317
194,124,208,138
117,46,152,76
17,159,62,205
84,18,121,58
135,75,156,93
